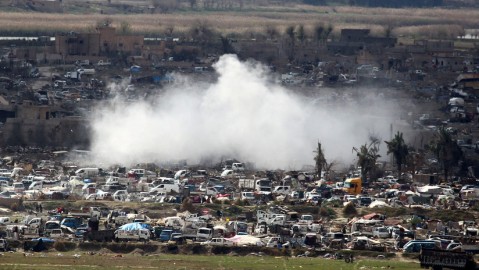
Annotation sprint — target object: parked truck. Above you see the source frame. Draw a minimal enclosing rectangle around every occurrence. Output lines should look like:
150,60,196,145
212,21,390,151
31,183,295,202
83,229,115,242
64,71,81,80
69,207,101,219
114,229,150,242
196,227,213,241
343,177,362,195
238,178,272,195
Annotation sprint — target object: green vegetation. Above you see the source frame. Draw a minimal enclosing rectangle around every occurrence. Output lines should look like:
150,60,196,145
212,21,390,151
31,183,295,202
343,202,358,217
385,132,409,178
0,253,422,270
352,135,381,183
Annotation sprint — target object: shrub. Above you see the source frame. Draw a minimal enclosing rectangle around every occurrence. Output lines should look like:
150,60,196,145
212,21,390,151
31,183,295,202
9,200,24,212
222,200,231,205
139,244,158,253
54,241,77,252
78,241,103,251
234,198,244,206
107,242,137,253
179,244,206,254
163,243,179,254
319,206,336,219
228,205,242,215
180,198,195,212
211,246,231,254
343,203,358,217
7,240,21,249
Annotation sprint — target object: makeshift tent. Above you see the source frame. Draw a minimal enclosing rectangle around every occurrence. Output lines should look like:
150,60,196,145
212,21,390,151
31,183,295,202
225,235,263,246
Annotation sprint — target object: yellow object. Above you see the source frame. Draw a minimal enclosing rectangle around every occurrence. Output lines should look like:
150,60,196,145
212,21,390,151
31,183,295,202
343,177,362,195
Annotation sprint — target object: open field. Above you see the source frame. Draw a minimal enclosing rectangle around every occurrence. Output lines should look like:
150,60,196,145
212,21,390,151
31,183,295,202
0,252,422,270
0,5,477,38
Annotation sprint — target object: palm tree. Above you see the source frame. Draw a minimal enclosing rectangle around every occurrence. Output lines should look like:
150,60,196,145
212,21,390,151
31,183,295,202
314,23,324,45
428,127,463,182
314,141,327,180
352,136,381,183
285,25,296,61
385,132,409,179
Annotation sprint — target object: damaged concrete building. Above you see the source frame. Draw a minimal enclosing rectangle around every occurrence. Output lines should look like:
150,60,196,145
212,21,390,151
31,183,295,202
0,101,89,147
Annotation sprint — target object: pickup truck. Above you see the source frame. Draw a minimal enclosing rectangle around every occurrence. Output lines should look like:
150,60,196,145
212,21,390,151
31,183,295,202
77,68,95,75
200,238,234,246
69,207,101,218
97,60,111,66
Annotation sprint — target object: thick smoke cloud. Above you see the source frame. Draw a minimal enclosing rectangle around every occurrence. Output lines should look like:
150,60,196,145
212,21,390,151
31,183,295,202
89,54,401,169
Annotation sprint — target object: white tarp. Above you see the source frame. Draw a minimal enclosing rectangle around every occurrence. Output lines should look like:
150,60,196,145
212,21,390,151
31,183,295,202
369,200,390,208
416,185,443,194
225,235,263,246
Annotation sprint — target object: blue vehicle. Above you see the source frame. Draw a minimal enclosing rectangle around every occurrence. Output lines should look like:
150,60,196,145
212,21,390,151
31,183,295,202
159,229,173,242
32,237,55,243
61,217,83,229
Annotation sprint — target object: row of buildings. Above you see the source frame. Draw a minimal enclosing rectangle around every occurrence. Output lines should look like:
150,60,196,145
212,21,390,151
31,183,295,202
2,26,476,74
1,26,479,147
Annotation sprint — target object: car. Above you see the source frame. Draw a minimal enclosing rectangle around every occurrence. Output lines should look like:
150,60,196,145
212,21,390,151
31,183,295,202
32,237,55,243
372,227,390,238
0,238,8,251
403,240,439,253
359,196,373,206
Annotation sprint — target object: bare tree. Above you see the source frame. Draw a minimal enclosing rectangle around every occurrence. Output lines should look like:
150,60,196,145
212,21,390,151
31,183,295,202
165,25,174,37
119,21,131,34
297,24,306,44
265,25,279,40
285,25,296,61
96,17,113,28
152,0,179,13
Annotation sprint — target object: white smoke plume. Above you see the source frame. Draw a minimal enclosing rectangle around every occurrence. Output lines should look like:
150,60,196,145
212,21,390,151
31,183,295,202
89,54,403,169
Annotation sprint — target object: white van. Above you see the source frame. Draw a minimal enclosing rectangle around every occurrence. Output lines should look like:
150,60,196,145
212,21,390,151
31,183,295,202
174,170,189,179
29,180,59,191
13,182,25,193
221,170,234,178
150,184,180,194
241,192,255,201
75,168,102,178
273,186,291,195
372,227,390,238
231,163,245,172
0,217,11,224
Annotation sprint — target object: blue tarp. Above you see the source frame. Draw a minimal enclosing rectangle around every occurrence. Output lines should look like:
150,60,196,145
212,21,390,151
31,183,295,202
130,65,141,73
118,222,150,231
